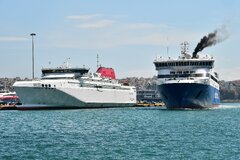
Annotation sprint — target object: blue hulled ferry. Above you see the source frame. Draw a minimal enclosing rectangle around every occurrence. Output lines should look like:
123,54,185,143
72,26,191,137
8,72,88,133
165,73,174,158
154,42,220,109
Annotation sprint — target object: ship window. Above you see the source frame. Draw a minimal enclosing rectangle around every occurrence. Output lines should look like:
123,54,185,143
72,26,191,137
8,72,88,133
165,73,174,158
45,84,48,87
194,74,204,77
183,71,189,74
177,71,182,74
49,84,51,88
157,73,207,78
170,71,175,74
158,75,173,78
42,84,44,87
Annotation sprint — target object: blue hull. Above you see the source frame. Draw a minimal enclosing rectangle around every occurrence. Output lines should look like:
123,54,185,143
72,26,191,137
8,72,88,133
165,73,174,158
158,83,220,109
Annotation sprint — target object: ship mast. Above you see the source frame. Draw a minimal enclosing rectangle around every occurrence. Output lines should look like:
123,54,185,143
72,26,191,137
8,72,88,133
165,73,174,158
181,41,189,54
166,37,169,56
97,54,100,68
180,41,191,59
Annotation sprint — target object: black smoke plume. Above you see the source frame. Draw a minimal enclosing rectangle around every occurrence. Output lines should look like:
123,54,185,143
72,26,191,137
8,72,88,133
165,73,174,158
192,26,229,58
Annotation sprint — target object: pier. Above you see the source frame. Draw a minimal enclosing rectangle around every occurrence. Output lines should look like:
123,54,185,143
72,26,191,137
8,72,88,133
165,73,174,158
0,105,17,110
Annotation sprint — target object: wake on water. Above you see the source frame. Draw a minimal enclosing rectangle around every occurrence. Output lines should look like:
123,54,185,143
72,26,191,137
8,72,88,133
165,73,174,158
138,103,240,111
218,103,240,109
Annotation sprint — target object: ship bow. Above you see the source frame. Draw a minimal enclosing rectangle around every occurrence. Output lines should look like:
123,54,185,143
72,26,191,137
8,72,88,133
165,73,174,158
158,83,220,109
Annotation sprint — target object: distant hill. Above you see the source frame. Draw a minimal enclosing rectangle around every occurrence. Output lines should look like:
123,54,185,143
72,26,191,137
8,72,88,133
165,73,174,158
220,80,240,102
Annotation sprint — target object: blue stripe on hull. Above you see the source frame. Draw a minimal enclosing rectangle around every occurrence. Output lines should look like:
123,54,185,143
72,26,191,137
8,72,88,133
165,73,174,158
158,83,220,109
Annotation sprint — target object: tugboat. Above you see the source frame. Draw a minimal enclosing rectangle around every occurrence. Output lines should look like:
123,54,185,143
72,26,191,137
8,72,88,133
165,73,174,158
154,42,220,109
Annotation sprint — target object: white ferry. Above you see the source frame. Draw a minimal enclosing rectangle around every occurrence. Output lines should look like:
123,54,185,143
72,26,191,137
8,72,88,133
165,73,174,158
154,42,220,109
13,63,136,109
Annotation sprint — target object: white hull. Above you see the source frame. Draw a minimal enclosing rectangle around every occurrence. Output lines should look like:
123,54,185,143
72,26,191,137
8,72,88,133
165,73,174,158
14,80,136,109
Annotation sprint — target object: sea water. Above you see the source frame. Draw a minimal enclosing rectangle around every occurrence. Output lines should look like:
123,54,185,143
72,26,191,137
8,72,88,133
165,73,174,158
0,103,240,159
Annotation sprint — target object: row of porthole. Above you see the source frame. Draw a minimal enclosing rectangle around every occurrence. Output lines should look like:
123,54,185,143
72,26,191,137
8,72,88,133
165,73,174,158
42,84,52,88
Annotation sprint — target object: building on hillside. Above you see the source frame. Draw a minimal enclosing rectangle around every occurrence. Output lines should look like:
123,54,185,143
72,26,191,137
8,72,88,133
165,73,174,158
137,90,162,103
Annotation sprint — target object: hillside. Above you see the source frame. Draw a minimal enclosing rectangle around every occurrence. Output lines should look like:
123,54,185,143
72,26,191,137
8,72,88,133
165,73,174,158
220,80,240,101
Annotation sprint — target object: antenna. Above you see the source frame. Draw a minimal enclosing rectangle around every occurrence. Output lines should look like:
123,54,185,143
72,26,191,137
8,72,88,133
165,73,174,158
97,54,99,68
63,57,70,68
166,37,169,55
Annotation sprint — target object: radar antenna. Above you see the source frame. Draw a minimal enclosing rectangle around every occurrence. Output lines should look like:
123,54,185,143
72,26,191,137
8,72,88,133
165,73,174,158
180,41,191,59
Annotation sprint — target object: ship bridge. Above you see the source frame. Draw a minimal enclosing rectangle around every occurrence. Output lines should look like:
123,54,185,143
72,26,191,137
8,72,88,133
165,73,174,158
41,68,89,79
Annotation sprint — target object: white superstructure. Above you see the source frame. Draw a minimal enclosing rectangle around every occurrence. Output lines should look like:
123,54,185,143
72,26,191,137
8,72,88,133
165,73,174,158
154,42,219,89
13,65,136,109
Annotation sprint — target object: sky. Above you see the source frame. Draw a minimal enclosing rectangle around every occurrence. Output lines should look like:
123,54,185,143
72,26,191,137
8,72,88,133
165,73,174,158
0,0,240,80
